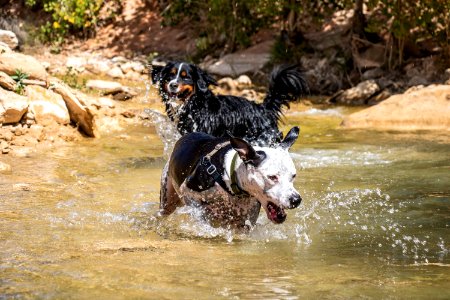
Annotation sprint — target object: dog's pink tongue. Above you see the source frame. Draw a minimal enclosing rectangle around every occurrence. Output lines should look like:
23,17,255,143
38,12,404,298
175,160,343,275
268,205,277,221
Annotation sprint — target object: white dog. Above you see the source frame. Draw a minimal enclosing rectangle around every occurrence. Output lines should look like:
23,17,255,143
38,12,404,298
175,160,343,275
159,127,302,228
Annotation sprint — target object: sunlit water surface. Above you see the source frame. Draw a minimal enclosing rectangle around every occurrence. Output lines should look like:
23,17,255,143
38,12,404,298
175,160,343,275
1,107,449,299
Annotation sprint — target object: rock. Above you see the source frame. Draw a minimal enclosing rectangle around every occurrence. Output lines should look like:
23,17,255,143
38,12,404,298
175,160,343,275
66,56,87,73
120,61,145,74
407,76,429,87
0,42,11,54
22,79,47,87
85,79,136,100
366,89,391,106
0,160,11,173
111,56,128,64
0,71,16,91
328,80,380,105
300,55,343,94
204,40,273,77
90,97,116,109
49,79,96,137
0,30,19,50
304,10,353,51
119,62,134,74
1,140,10,154
0,88,28,124
112,88,137,101
342,84,450,130
41,61,51,71
361,68,385,81
28,124,44,141
0,128,13,141
236,75,252,87
12,124,26,136
131,61,145,73
86,57,112,74
217,77,237,91
445,68,450,81
0,52,48,81
26,85,70,125
352,38,385,70
107,66,124,78
124,71,142,80
86,80,123,94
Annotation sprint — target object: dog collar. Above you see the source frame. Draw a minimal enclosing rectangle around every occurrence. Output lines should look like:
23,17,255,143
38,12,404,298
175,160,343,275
229,152,248,196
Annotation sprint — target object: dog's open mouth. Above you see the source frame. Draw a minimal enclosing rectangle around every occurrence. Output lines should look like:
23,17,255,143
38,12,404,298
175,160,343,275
168,87,193,102
266,201,286,224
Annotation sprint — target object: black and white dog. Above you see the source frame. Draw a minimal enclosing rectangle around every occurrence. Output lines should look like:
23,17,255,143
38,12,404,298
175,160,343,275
159,126,302,228
151,61,308,145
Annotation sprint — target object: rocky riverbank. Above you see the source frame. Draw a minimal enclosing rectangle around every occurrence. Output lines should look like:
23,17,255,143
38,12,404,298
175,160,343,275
0,42,159,165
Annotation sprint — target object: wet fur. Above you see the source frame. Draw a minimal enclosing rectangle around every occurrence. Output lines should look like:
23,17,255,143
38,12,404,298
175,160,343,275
159,127,302,229
151,62,308,146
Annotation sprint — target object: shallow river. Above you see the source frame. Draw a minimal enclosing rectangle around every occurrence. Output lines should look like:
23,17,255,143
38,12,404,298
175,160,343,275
1,107,449,299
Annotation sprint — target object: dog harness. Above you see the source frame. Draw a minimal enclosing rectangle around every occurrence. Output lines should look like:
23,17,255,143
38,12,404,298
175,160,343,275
185,141,247,196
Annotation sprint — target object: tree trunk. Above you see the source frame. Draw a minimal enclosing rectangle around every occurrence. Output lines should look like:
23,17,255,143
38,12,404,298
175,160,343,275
352,0,366,39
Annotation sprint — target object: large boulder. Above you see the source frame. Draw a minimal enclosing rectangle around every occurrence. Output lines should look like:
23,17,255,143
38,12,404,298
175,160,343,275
0,88,28,124
0,30,19,50
86,80,124,94
341,85,450,130
204,40,273,77
85,79,137,100
0,71,16,91
0,52,48,81
328,80,381,105
26,85,70,126
49,79,96,137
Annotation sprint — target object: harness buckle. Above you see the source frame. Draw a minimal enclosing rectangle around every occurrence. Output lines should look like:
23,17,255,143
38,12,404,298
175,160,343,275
206,164,217,175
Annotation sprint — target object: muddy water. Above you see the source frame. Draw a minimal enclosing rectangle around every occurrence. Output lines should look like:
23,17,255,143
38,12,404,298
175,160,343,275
1,107,449,299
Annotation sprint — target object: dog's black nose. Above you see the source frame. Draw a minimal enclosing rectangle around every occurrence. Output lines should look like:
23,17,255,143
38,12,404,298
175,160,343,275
169,82,179,90
288,194,302,209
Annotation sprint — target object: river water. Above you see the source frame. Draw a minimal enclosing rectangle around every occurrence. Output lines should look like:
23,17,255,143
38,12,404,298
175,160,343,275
1,106,449,299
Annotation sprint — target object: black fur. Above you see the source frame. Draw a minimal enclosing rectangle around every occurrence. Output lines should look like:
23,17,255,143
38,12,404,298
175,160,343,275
151,61,308,145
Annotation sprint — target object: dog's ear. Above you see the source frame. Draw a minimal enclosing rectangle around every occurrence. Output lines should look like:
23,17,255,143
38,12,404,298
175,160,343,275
149,62,167,84
230,137,266,166
194,65,218,92
280,126,300,150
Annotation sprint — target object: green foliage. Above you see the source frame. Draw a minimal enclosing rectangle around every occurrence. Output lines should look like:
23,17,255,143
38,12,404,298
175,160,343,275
11,69,29,95
160,0,282,56
25,0,104,43
59,66,86,90
160,0,448,68
366,0,450,67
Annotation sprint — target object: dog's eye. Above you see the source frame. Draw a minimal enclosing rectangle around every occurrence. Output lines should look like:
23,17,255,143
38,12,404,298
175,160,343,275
268,175,279,182
181,71,187,77
292,174,296,181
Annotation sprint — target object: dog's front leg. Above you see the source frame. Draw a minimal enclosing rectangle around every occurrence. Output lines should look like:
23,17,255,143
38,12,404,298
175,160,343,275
159,163,183,216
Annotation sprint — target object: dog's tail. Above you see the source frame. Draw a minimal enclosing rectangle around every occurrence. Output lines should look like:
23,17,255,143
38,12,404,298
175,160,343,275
263,65,309,116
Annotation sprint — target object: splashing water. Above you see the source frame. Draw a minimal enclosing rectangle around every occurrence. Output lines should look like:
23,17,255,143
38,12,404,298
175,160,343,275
143,108,181,157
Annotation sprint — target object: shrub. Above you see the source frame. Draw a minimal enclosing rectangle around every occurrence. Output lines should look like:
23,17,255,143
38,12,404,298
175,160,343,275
25,0,104,43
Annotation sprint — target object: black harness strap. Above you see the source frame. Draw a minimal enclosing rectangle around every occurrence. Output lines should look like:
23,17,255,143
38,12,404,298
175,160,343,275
201,141,235,195
185,141,249,197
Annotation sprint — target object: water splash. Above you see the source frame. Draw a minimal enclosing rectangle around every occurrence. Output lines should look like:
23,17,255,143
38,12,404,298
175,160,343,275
143,108,181,157
292,149,391,169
